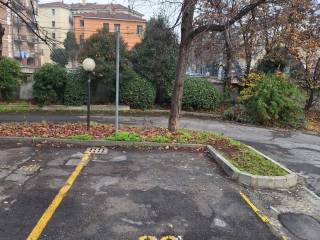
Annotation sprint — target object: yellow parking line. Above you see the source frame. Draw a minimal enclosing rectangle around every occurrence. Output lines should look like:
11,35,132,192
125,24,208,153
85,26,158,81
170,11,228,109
240,191,288,240
26,149,91,240
239,191,270,223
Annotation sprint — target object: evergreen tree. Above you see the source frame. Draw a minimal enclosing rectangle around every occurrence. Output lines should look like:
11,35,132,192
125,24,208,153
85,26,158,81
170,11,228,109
130,16,179,105
63,31,79,66
50,48,69,67
79,29,130,102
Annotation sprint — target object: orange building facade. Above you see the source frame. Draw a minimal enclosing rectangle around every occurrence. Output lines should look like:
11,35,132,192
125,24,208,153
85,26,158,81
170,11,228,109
73,12,146,49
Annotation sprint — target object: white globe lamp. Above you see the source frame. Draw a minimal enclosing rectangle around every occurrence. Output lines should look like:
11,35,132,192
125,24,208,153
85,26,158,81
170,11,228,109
82,58,96,72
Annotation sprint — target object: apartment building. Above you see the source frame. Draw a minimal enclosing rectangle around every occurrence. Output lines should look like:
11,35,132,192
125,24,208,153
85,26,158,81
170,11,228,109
73,12,146,49
38,1,146,64
0,0,41,75
38,2,72,64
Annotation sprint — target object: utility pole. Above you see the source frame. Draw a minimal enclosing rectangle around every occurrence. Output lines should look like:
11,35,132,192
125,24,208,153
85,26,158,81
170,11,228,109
115,31,120,132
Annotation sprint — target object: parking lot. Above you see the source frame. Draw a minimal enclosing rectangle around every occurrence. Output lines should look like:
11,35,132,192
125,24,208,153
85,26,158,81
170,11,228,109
0,143,276,240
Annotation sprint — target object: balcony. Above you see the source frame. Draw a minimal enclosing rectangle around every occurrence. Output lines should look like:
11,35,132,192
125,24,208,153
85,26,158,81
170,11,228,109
20,66,37,74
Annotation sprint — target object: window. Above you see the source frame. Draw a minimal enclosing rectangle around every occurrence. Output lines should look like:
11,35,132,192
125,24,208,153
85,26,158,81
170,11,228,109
114,24,120,33
137,25,143,34
52,21,55,27
103,23,109,32
27,57,35,66
80,19,84,28
52,32,56,39
52,9,55,15
80,33,85,47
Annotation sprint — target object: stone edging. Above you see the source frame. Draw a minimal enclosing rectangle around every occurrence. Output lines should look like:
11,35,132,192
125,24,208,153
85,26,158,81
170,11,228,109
207,145,298,189
0,136,297,189
0,136,206,150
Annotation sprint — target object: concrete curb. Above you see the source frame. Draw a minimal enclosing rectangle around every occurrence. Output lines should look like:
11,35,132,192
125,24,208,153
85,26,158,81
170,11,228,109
0,136,297,189
207,145,298,189
0,136,206,150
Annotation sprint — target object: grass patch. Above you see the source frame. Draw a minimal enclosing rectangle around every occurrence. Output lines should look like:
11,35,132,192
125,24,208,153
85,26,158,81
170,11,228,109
105,131,141,142
69,134,94,141
0,102,32,112
147,134,171,143
222,139,287,176
174,129,193,143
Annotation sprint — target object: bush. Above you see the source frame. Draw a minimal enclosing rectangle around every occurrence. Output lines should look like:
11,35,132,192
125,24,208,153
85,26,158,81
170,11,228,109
182,78,220,111
223,104,251,123
240,74,305,127
120,69,156,109
0,57,21,100
33,63,67,105
69,134,94,141
64,69,86,106
105,131,141,141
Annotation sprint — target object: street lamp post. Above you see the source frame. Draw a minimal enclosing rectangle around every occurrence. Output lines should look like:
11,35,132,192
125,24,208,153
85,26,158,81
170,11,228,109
82,58,96,131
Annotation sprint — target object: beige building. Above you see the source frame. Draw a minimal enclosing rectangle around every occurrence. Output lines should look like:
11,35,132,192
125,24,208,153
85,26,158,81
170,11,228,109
38,1,145,65
38,2,72,65
0,0,41,75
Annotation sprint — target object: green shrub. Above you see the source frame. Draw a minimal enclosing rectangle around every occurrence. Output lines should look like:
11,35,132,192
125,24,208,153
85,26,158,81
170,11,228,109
182,78,220,111
69,134,94,141
148,135,171,143
0,57,21,100
240,74,305,127
33,63,67,105
175,129,193,143
105,131,141,141
64,69,86,106
223,104,252,123
120,69,156,109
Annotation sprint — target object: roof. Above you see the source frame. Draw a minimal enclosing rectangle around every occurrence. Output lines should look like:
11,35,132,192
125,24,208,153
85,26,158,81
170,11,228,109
38,2,143,16
38,2,69,9
73,12,146,22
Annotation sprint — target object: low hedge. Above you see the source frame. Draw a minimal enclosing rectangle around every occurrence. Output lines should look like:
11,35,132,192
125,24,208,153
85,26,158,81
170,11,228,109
64,70,86,106
33,63,67,105
182,77,220,111
120,69,156,109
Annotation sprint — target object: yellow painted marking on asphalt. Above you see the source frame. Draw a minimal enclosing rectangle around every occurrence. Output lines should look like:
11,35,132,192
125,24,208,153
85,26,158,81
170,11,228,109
240,191,289,240
160,236,178,240
26,149,91,240
138,236,157,240
239,191,270,224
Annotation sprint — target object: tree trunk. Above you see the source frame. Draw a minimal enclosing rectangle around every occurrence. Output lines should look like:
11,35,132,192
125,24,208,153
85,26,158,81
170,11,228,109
245,48,252,76
168,0,195,132
0,23,5,57
168,43,190,131
223,30,232,92
305,89,314,111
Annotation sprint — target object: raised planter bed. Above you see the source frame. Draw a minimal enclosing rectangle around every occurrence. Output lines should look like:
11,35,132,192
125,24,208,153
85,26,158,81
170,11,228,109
207,145,297,189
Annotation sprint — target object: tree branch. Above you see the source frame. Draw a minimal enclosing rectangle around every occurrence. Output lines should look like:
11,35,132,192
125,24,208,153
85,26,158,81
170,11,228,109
188,0,267,40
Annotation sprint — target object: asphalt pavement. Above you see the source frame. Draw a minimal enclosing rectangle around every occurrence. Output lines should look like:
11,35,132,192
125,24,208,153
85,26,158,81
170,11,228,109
0,143,277,240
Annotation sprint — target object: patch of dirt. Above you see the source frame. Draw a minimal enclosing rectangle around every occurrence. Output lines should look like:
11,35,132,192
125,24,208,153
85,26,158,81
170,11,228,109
0,122,243,159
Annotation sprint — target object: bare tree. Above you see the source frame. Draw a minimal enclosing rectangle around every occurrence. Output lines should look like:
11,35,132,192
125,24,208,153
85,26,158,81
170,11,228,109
0,23,4,56
168,0,269,131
